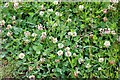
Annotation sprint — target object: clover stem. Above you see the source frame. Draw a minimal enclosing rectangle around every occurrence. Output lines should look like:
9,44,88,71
68,57,75,78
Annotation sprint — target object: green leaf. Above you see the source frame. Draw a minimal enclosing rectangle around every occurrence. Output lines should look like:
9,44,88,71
33,44,43,51
81,24,85,29
93,35,98,40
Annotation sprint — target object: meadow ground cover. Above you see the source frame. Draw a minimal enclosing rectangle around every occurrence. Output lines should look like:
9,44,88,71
0,1,120,79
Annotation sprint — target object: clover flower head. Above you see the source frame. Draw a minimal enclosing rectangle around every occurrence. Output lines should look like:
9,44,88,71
7,32,12,36
40,58,45,63
4,3,9,8
28,66,33,71
103,17,107,22
18,53,25,59
65,51,72,57
57,50,63,56
99,58,104,62
41,32,47,40
111,30,116,35
39,11,44,16
55,12,62,16
52,37,58,43
103,9,107,14
24,31,30,37
65,47,70,51
98,67,102,71
29,75,35,80
48,9,53,12
86,63,91,68
38,24,43,30
53,1,58,5
79,5,84,10
14,2,19,8
73,53,77,57
68,32,73,36
104,41,110,47
6,25,12,30
78,58,84,64
0,20,5,26
67,18,72,22
104,28,110,34
58,43,64,48
32,33,37,37
12,16,16,20
72,32,77,37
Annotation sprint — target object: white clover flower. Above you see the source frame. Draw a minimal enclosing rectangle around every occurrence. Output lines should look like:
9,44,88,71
14,2,19,8
98,67,102,71
108,5,111,9
79,5,84,10
110,0,118,3
24,31,30,37
67,18,72,22
7,32,12,36
90,8,92,11
68,32,73,36
41,36,46,40
99,58,104,62
103,17,108,22
41,32,46,36
55,12,59,16
12,16,16,20
24,39,30,44
53,1,58,5
65,35,69,39
41,32,47,40
55,59,60,63
104,30,110,34
38,24,43,30
53,23,57,26
78,58,84,64
55,12,62,16
65,51,72,57
118,36,120,42
52,38,58,43
58,43,64,48
28,66,33,71
29,75,35,80
12,21,16,25
104,28,111,34
48,9,53,12
104,41,110,47
111,30,116,35
40,58,45,63
18,53,25,59
49,36,54,40
103,9,107,14
0,29,1,33
32,33,37,37
85,63,91,68
72,32,77,37
41,4,44,9
73,53,77,57
0,20,5,26
74,71,78,77
4,3,9,8
99,28,103,32
65,47,70,51
39,11,44,16
74,67,80,77
68,32,77,37
57,50,63,56
6,24,12,30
